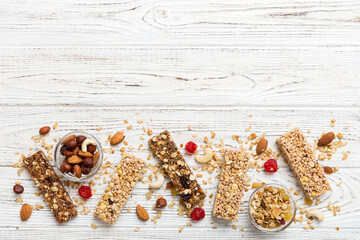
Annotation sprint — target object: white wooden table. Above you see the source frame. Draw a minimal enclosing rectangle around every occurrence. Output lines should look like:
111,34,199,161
0,0,359,239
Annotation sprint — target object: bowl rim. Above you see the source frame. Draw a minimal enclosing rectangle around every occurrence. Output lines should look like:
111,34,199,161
247,183,296,232
54,131,103,182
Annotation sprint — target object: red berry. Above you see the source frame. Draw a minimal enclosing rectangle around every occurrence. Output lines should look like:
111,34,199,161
185,141,197,153
280,219,285,225
78,186,92,199
190,207,205,221
264,159,278,173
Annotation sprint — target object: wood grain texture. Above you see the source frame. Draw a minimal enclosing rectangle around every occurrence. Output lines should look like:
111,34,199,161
0,0,359,46
1,47,359,107
1,0,360,239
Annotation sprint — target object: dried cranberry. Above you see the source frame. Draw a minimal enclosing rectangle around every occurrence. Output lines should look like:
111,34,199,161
264,159,278,173
279,219,285,225
190,207,205,221
78,186,92,199
185,141,197,154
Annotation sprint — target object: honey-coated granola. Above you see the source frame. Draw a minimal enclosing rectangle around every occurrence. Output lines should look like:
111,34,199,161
250,186,293,229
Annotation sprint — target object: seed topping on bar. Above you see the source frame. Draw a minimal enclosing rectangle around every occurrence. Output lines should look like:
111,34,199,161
277,128,331,199
94,153,145,224
148,130,205,210
23,151,78,223
212,149,250,221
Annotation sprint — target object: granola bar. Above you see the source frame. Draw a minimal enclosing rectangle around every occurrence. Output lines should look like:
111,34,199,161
23,151,78,223
94,153,145,224
148,130,205,210
212,149,250,221
276,128,331,199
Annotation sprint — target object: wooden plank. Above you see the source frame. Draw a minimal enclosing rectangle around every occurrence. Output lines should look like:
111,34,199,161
0,47,359,107
0,0,359,46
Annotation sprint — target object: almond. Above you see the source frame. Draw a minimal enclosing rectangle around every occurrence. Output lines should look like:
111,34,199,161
136,205,149,221
20,204,32,221
256,138,268,155
93,152,100,166
74,165,82,178
110,132,125,145
67,155,83,164
318,132,335,146
61,134,76,144
78,150,93,158
73,146,80,155
39,126,50,135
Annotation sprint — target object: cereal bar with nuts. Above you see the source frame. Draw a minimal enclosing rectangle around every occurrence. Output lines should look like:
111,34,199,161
94,153,145,224
212,149,250,221
276,128,331,199
23,151,78,223
148,130,205,210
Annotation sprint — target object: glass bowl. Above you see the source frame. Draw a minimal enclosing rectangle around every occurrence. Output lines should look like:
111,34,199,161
248,183,296,232
54,131,103,181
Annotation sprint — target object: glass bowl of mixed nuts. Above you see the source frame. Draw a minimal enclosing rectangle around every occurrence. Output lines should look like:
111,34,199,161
248,183,296,232
54,131,103,181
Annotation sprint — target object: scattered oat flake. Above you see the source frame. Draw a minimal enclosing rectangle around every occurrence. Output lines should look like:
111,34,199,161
248,114,253,118
91,223,98,229
53,122,58,130
179,227,184,233
188,125,192,130
330,118,336,127
134,227,140,232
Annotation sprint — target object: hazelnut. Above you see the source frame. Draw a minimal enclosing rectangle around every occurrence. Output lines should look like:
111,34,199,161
83,157,94,168
60,162,72,173
156,198,167,208
66,140,77,151
81,167,91,175
87,144,96,154
60,145,67,155
13,184,24,194
74,165,82,178
76,135,87,145
63,150,74,158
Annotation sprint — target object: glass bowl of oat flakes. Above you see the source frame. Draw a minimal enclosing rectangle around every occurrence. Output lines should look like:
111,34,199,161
248,184,296,232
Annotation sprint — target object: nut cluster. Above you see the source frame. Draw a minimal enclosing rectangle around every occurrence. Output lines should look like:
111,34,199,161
59,134,100,178
250,186,293,229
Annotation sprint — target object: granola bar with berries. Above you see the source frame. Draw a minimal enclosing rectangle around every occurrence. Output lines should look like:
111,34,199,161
148,130,205,211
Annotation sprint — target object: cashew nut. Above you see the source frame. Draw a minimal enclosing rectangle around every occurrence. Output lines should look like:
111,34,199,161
306,208,325,222
149,174,165,189
195,148,213,164
81,138,97,152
